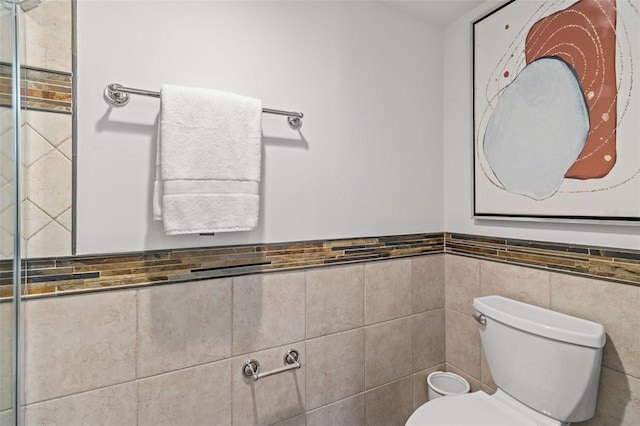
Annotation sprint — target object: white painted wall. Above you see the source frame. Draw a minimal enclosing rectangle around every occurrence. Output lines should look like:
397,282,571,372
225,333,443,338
443,1,640,250
76,1,444,254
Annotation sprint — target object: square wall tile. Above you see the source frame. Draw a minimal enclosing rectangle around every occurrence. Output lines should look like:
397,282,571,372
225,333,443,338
137,278,232,378
306,328,364,410
446,363,484,393
272,414,306,426
413,309,445,372
0,302,13,411
365,259,412,325
24,290,137,403
0,410,12,426
307,394,365,426
445,308,480,379
412,255,445,313
233,271,305,355
445,255,480,316
579,367,640,426
364,377,414,426
306,264,363,339
26,149,71,220
480,260,550,308
23,0,72,71
365,317,413,389
550,273,640,379
24,110,72,147
232,343,305,426
138,360,231,426
24,382,137,426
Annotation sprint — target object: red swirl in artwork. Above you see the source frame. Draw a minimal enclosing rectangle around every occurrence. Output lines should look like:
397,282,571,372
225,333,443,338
525,0,617,179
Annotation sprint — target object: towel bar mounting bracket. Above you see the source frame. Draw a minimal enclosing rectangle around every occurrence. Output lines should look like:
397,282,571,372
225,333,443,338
104,84,131,107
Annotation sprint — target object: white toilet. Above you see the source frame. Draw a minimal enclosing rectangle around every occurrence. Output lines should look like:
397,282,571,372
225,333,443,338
407,295,606,426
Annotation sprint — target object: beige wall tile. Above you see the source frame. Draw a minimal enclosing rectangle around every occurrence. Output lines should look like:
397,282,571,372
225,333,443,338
138,360,231,426
232,343,305,425
365,317,413,389
575,367,640,426
307,394,365,426
306,264,363,339
0,409,12,426
233,271,305,355
306,328,364,410
24,290,137,403
26,149,71,219
24,382,137,426
413,309,445,372
365,258,412,325
550,273,640,379
446,363,483,393
412,254,445,313
445,255,480,315
480,260,550,308
137,278,232,378
272,414,306,426
23,0,72,71
22,200,51,239
24,221,71,259
445,308,480,379
413,364,446,409
22,125,54,168
0,302,13,411
365,377,414,426
24,110,72,147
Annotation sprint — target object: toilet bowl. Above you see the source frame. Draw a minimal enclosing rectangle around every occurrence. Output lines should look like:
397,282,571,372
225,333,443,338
406,295,606,426
406,389,561,426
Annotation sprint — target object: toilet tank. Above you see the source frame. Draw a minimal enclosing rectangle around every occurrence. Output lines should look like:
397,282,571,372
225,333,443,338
473,295,605,423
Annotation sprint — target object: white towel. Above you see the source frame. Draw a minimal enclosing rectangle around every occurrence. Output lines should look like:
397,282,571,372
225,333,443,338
153,84,262,235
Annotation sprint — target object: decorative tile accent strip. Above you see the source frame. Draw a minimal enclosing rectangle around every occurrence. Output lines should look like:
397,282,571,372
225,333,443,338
0,233,444,298
2,232,637,299
0,62,72,114
445,233,640,286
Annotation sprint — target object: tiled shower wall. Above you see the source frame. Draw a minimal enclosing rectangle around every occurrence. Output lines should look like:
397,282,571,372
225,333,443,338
444,255,640,426
0,0,73,259
15,255,446,425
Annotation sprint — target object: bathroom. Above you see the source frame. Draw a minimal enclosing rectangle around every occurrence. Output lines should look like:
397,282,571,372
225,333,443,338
1,0,639,424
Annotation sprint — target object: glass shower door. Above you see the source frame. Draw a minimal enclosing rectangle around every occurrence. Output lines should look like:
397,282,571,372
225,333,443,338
0,2,23,425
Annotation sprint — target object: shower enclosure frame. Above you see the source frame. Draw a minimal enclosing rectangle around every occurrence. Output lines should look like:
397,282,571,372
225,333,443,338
2,1,24,425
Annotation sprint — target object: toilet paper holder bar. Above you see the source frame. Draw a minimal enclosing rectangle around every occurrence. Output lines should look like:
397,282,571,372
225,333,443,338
242,349,301,381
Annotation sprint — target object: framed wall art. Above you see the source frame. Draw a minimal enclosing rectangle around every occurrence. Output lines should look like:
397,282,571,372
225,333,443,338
473,0,640,223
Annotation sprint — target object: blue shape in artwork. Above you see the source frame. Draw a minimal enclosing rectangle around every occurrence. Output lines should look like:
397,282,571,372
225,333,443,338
483,57,590,200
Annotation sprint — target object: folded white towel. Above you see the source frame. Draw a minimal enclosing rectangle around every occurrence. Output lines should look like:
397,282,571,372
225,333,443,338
153,84,262,235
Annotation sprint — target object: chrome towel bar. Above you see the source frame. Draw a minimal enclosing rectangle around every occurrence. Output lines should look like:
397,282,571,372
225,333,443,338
242,349,301,381
103,83,304,130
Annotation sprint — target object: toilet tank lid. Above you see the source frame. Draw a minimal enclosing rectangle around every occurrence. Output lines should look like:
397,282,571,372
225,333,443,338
473,295,605,348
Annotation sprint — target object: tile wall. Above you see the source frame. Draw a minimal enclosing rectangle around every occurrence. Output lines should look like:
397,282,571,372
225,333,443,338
0,0,73,259
1,236,638,425
14,255,446,426
444,255,640,426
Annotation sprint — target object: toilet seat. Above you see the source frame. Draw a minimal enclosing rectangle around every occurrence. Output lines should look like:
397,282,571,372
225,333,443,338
406,390,561,426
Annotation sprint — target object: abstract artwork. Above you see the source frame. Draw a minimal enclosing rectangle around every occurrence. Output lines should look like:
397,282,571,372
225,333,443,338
473,0,640,222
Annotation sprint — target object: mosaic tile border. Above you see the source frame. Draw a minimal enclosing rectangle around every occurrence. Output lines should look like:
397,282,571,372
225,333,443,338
446,233,640,286
0,233,444,298
1,232,638,299
0,62,72,114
